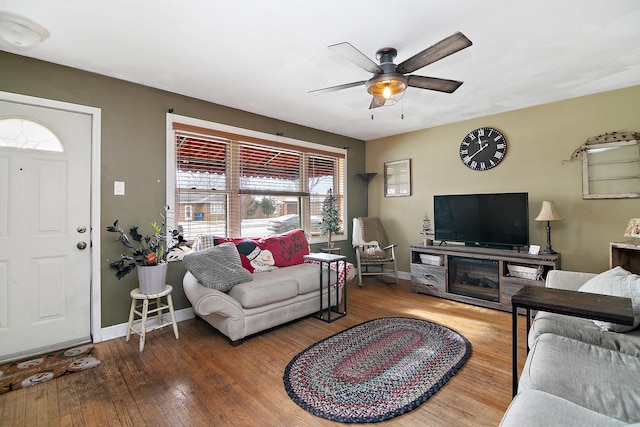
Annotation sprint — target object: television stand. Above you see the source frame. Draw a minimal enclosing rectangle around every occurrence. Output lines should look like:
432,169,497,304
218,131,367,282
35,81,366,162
410,244,561,312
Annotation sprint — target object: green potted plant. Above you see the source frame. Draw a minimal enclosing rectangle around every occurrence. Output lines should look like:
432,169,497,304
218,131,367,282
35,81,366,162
106,205,181,294
420,212,434,245
320,188,341,247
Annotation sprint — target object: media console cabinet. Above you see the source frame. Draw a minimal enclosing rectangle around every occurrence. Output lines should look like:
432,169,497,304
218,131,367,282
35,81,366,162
410,243,561,311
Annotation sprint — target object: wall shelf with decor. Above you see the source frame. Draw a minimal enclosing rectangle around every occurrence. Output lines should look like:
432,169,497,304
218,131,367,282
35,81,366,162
410,244,561,312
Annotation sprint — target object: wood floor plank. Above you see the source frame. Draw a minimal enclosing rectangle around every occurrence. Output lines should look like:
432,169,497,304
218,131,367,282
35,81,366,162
0,277,526,426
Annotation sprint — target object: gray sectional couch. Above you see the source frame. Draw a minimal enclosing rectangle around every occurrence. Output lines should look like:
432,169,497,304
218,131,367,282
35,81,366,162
501,269,640,426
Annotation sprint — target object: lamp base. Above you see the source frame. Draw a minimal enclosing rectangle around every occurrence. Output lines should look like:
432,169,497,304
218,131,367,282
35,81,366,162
540,221,557,255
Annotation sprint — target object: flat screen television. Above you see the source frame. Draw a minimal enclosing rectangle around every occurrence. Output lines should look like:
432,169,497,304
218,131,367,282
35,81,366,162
434,192,529,249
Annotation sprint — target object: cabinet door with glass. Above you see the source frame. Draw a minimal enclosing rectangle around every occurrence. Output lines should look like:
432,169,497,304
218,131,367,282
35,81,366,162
582,139,640,199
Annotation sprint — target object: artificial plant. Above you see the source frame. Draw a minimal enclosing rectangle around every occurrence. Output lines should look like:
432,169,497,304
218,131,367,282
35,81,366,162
320,188,341,246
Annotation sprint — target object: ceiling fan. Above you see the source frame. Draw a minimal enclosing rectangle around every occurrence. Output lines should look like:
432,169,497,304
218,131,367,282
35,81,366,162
311,32,472,109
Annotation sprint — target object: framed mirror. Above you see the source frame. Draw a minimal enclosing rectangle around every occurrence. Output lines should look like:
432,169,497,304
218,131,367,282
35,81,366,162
384,159,411,197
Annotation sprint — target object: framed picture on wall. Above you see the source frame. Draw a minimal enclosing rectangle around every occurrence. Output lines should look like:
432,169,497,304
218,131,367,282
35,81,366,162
384,159,411,197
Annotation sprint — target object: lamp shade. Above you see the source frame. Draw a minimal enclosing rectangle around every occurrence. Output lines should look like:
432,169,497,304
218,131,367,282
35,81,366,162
534,201,563,222
357,173,377,184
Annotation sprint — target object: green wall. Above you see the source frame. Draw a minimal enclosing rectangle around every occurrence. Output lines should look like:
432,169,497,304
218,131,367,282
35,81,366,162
0,51,366,327
365,85,640,273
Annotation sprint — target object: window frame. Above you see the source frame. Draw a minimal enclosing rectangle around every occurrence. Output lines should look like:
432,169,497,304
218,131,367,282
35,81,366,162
166,113,347,244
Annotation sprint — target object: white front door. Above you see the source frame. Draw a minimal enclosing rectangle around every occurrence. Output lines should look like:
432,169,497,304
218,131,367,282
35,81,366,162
0,99,93,362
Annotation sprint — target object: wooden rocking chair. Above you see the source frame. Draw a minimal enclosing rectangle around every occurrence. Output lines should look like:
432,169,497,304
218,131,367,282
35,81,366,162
352,217,398,287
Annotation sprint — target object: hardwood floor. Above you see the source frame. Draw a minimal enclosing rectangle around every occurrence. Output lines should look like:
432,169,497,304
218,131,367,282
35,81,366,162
0,278,529,426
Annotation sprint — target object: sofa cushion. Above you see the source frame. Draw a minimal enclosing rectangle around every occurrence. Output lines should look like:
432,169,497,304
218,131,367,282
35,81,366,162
579,266,640,332
182,242,253,292
228,268,299,308
519,333,640,423
288,263,339,294
500,389,627,427
531,311,640,357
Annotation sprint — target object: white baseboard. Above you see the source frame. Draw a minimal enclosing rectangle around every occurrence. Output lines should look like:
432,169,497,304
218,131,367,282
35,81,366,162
98,307,195,342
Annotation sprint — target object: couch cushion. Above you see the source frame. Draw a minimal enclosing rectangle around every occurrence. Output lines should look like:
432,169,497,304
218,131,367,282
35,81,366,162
531,311,640,357
228,268,299,308
579,266,640,332
279,263,339,295
500,389,627,427
519,333,640,423
182,242,253,292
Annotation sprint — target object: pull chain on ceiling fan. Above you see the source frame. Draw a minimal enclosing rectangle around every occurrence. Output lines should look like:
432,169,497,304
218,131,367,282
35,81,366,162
310,32,472,109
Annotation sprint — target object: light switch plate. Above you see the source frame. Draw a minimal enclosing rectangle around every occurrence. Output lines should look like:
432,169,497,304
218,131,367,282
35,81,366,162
114,181,125,195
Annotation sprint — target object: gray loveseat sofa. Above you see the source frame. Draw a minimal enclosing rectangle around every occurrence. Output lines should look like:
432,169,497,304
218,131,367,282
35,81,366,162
182,230,352,345
501,268,640,426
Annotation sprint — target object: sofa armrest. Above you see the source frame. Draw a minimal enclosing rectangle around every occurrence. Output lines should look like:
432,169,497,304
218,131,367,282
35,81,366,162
183,271,245,319
545,270,597,291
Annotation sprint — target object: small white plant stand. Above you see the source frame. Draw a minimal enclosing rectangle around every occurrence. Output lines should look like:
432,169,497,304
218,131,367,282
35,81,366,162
126,284,179,352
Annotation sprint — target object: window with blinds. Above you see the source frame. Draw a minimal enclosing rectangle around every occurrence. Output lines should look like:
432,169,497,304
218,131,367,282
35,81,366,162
169,118,346,242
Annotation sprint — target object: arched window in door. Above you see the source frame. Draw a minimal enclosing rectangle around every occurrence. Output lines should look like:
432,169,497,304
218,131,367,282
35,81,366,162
0,117,64,152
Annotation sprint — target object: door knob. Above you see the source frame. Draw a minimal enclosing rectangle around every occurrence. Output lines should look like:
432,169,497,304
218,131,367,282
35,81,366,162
77,241,88,250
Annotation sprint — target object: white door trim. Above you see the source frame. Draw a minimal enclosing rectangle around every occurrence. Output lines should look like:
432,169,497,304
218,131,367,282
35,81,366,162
0,91,102,343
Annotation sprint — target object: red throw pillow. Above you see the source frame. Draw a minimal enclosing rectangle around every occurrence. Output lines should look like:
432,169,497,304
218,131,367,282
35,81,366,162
257,229,309,267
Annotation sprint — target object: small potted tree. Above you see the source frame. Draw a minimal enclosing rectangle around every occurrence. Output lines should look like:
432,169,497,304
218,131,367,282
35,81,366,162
320,188,341,247
420,212,434,245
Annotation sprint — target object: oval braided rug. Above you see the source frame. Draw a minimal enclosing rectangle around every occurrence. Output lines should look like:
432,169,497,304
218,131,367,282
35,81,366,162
283,317,471,423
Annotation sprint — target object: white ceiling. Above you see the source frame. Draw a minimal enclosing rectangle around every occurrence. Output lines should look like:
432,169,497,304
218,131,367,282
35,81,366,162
2,0,639,141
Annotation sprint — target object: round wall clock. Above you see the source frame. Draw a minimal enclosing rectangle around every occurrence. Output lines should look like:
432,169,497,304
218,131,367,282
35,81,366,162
459,127,507,171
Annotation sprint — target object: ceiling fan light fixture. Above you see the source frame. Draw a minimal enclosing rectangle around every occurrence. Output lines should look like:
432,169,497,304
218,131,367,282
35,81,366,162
0,11,50,50
366,73,408,100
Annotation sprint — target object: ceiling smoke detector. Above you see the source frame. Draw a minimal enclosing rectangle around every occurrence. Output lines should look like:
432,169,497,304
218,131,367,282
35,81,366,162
0,11,50,49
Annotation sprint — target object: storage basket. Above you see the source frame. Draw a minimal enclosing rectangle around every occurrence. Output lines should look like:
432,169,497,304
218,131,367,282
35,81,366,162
507,264,543,280
419,254,444,266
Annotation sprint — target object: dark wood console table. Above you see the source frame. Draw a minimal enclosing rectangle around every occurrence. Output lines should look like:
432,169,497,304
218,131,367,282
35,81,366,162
510,286,633,396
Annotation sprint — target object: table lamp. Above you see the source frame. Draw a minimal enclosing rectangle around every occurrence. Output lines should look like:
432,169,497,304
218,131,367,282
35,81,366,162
535,201,563,254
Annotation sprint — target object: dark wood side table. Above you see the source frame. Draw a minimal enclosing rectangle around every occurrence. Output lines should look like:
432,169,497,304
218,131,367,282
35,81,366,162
304,253,347,323
610,242,640,274
510,286,633,397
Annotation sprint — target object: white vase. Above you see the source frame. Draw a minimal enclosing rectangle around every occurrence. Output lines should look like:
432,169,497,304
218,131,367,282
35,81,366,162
137,263,168,295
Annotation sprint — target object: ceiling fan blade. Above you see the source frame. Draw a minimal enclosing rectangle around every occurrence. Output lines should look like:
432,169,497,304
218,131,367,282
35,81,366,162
407,75,464,93
328,42,383,74
396,32,472,74
369,96,386,109
309,80,367,95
